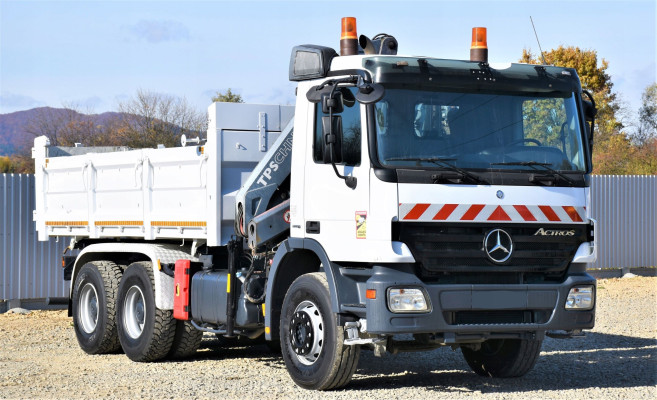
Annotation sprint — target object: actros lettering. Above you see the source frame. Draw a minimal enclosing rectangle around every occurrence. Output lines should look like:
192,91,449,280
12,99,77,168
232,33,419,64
534,228,576,236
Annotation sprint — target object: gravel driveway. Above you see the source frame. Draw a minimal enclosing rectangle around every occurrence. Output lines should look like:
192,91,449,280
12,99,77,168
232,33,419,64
1,277,655,399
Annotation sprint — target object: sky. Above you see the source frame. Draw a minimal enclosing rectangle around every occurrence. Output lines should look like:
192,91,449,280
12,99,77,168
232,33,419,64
1,0,655,125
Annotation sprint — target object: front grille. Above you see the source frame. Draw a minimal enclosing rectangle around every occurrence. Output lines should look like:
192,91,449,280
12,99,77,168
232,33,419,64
444,310,550,325
394,222,586,280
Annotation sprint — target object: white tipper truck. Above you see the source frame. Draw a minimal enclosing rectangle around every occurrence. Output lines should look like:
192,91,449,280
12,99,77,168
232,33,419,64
33,18,598,390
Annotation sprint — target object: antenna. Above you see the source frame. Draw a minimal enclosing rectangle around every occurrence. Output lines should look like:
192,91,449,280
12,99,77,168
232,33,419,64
530,16,548,65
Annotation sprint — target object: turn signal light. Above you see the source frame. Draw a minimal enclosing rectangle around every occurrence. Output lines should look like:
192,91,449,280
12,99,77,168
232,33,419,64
366,289,377,299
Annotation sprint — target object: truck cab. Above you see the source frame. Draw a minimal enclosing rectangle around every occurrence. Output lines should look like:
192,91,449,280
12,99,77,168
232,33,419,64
266,24,596,388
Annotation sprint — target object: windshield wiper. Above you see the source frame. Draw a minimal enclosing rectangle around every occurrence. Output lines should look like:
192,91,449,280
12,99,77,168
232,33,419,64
387,157,487,184
490,161,576,186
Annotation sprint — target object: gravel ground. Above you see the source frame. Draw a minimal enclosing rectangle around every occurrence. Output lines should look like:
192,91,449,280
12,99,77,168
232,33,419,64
1,277,655,399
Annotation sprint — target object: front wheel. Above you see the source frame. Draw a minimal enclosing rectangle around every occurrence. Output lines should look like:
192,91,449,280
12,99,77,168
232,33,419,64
461,338,542,377
280,273,360,390
117,262,175,362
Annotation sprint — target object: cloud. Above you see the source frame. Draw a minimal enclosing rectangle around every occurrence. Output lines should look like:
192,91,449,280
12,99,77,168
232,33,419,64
0,92,46,113
125,19,190,43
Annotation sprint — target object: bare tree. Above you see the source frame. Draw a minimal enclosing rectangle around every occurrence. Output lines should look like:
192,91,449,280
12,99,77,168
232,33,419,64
116,89,207,148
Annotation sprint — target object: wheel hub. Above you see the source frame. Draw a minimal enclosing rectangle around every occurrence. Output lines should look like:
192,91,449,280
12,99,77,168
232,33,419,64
289,300,324,365
79,283,99,334
124,285,146,339
290,311,314,355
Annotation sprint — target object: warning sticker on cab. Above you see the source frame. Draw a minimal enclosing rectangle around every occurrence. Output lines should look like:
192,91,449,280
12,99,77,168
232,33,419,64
355,211,367,239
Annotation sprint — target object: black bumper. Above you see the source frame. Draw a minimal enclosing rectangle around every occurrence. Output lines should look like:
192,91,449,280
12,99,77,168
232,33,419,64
361,265,595,336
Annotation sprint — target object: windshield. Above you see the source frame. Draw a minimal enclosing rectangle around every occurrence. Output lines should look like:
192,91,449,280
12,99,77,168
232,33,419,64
375,89,586,172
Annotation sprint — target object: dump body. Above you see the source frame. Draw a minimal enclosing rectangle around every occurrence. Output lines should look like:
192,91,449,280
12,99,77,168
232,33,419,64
33,103,294,246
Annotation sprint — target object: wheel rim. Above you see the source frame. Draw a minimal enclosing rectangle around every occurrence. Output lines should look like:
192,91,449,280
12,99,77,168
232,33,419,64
289,300,324,365
123,285,146,339
79,283,99,334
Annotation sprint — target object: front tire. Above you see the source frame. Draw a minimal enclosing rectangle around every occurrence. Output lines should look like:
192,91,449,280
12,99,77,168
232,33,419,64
280,273,360,390
117,262,175,362
72,261,123,354
461,338,542,377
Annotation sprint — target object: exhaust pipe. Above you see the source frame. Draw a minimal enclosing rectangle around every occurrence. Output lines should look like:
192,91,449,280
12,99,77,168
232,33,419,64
470,27,488,62
359,35,376,55
359,34,399,55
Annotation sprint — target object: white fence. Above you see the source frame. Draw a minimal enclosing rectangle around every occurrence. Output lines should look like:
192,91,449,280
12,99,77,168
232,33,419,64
1,174,69,305
1,173,655,304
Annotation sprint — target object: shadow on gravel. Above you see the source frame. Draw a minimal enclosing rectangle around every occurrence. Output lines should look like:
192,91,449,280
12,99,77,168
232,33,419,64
176,337,285,368
346,332,656,393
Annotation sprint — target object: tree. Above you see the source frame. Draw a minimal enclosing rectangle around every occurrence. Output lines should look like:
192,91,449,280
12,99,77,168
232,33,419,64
0,156,15,173
636,83,657,145
116,89,207,148
211,88,243,103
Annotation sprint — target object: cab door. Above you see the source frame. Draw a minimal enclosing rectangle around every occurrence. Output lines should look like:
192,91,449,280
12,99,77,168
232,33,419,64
302,86,371,262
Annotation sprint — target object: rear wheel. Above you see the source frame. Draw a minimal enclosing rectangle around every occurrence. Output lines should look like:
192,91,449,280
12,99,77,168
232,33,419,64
72,261,123,354
461,338,542,377
280,273,360,390
117,262,175,362
167,320,203,359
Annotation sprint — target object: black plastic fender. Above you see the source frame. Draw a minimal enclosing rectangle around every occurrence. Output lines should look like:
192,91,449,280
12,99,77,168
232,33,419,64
265,238,341,340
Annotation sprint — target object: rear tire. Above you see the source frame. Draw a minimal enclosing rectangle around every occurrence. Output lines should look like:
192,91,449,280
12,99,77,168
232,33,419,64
461,338,542,377
167,320,203,359
117,262,175,362
280,273,360,390
72,261,123,354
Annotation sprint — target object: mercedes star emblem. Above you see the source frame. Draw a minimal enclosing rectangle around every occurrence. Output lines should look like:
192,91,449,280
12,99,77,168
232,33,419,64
484,229,513,263
496,190,504,199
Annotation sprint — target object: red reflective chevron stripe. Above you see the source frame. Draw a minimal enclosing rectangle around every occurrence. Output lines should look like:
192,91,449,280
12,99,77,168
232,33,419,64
513,205,537,221
488,206,512,221
433,204,458,220
403,203,430,220
539,205,560,221
461,204,485,220
563,206,583,222
398,203,585,223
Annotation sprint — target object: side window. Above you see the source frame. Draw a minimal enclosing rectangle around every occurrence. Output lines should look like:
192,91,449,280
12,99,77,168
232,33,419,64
313,87,361,165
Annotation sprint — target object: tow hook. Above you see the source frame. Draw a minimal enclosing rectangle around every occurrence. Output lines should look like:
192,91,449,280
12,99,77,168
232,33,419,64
343,320,387,355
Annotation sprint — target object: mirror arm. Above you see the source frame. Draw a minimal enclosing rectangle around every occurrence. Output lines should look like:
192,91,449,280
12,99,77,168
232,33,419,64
326,88,357,189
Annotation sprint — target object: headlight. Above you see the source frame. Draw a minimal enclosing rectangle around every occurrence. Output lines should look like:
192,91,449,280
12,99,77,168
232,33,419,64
565,286,594,310
387,288,430,313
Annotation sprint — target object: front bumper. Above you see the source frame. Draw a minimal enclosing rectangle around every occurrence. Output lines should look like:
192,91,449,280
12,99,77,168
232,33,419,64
362,265,595,335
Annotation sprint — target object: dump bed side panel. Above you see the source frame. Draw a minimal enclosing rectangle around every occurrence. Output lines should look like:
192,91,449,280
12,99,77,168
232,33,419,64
34,103,294,246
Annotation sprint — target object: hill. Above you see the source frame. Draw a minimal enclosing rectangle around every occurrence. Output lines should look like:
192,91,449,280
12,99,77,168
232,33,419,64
0,107,123,156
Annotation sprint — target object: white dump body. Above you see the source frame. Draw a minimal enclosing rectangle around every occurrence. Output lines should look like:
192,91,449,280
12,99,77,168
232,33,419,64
33,103,294,246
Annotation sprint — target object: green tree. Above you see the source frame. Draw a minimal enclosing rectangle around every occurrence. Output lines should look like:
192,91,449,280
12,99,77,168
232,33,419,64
637,83,657,145
211,88,244,103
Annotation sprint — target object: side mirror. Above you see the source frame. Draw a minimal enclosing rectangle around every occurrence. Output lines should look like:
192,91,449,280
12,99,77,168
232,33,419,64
322,115,343,163
581,90,597,145
321,91,344,114
355,82,385,104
